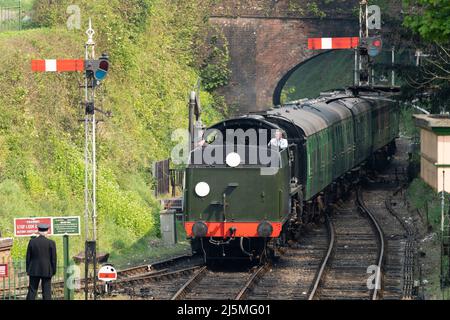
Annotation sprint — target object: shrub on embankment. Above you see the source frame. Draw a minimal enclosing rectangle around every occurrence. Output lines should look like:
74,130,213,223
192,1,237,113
0,0,225,262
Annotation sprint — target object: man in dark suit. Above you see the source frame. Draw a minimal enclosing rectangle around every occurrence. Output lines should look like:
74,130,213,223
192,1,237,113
26,223,57,300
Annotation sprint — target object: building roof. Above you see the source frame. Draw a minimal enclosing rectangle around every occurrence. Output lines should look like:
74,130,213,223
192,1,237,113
0,238,13,251
414,114,450,135
267,100,354,137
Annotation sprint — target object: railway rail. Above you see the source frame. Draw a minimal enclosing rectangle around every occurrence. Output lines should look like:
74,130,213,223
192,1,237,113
0,253,200,299
171,264,269,300
2,139,419,301
385,192,418,299
308,189,385,300
362,138,418,299
245,219,332,300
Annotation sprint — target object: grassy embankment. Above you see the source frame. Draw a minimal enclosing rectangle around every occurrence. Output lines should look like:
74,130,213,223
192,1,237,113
400,106,449,299
0,0,225,268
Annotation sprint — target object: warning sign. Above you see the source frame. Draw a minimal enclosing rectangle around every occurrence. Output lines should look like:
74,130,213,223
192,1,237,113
14,217,52,237
14,216,81,237
98,265,117,282
0,264,7,278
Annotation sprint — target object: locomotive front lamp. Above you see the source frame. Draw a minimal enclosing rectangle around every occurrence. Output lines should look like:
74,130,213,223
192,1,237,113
226,152,241,167
192,221,208,238
195,182,210,197
257,221,273,238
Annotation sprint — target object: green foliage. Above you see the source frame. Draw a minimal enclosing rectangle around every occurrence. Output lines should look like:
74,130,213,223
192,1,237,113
399,105,420,138
31,0,71,28
281,50,354,100
407,178,449,230
0,0,225,262
403,0,450,43
306,2,327,18
288,1,305,15
280,86,297,104
199,33,231,92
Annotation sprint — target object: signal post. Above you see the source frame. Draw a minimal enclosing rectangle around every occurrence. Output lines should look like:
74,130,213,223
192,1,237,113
31,19,109,300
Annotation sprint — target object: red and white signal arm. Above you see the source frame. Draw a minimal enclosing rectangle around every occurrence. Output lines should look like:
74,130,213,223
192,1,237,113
98,265,117,282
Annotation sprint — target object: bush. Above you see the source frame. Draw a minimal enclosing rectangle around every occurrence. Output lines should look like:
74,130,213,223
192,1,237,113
0,0,225,261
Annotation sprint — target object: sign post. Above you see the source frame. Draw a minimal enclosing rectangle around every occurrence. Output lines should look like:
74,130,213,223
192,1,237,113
31,18,110,300
98,264,117,295
52,216,80,300
14,217,52,237
14,216,80,300
63,235,72,300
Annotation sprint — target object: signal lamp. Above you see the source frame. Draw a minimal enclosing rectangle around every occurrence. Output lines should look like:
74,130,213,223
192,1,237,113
95,53,109,81
368,37,383,57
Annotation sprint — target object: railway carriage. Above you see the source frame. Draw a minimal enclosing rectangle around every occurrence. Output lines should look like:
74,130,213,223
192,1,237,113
183,89,399,261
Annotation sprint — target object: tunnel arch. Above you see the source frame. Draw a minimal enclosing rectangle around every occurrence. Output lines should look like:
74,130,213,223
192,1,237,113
272,50,354,105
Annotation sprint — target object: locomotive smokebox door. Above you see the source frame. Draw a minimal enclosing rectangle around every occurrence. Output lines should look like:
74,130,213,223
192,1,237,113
160,209,177,245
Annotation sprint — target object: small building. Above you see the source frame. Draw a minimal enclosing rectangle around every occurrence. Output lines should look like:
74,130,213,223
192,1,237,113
0,238,13,282
414,114,450,192
0,238,13,265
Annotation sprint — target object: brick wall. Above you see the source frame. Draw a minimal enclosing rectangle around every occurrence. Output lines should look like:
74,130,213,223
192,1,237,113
212,16,357,113
210,0,359,19
210,0,403,114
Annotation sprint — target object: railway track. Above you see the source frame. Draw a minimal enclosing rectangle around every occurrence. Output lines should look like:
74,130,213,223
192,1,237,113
244,220,332,300
110,265,203,299
361,137,418,299
117,254,200,279
118,223,333,301
101,254,204,299
309,189,385,300
171,264,269,300
0,253,200,299
385,191,418,299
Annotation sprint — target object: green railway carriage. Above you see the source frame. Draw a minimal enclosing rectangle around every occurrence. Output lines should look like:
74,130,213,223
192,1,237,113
267,101,356,200
369,97,399,151
340,98,373,165
183,89,399,260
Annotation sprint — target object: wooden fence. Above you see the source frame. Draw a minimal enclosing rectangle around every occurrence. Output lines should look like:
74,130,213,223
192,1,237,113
153,159,184,197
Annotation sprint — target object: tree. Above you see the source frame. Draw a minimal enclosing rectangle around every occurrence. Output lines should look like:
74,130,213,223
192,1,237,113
403,0,450,43
398,0,450,112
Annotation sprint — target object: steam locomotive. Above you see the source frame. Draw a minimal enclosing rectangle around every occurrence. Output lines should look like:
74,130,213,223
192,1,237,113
183,87,399,262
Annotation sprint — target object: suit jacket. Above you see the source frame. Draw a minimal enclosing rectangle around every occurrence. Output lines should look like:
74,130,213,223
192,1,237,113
26,235,57,278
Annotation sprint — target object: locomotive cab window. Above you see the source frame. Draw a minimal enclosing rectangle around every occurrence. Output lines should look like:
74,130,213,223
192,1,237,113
188,144,286,168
